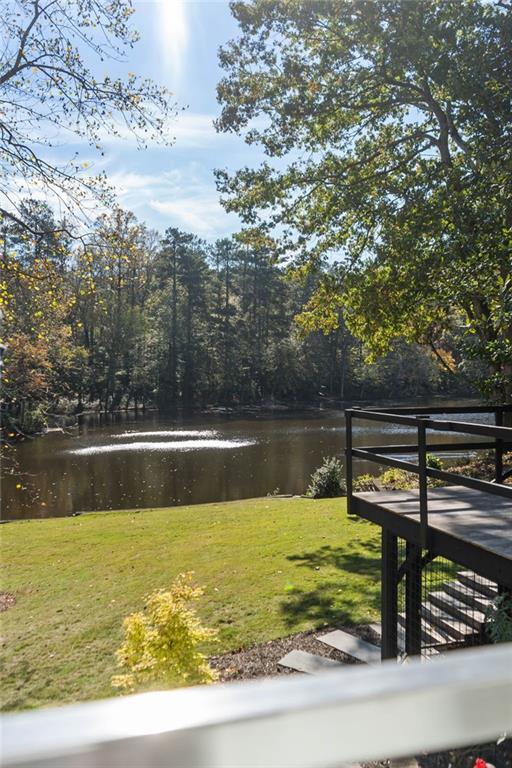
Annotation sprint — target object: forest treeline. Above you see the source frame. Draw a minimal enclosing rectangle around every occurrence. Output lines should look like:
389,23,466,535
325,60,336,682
2,203,475,431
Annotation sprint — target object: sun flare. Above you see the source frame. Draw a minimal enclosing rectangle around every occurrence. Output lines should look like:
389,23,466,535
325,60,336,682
157,0,188,79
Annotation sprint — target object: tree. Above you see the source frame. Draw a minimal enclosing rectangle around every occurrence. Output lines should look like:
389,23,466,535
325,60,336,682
0,1,176,425
1,213,87,429
73,209,156,411
1,200,476,431
215,0,512,398
155,229,196,412
0,0,176,234
210,238,240,404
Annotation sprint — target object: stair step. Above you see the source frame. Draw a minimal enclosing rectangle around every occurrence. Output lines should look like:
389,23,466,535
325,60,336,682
422,601,478,640
457,571,498,598
443,581,492,614
401,646,441,663
277,650,345,675
317,629,381,664
428,591,486,630
397,613,450,646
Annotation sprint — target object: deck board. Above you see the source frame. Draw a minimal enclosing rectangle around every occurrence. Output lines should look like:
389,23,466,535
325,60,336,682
355,486,512,563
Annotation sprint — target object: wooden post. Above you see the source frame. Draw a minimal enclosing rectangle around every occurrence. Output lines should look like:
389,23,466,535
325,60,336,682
405,543,422,657
381,529,398,661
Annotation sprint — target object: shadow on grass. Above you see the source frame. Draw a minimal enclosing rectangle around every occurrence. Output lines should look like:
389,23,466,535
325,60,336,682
281,542,381,629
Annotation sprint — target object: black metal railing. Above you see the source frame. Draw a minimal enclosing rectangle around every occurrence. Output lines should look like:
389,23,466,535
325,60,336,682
345,404,512,547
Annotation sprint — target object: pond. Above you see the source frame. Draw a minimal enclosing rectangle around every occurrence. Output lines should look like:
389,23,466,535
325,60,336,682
3,404,486,520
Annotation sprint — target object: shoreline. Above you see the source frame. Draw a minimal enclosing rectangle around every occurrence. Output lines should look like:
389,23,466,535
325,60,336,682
7,394,484,438
0,493,303,525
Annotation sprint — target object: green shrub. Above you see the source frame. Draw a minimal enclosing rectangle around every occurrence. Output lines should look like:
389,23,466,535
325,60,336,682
426,453,444,470
486,594,512,644
353,474,380,492
380,467,416,490
112,572,217,692
21,405,47,434
378,455,444,491
306,456,346,498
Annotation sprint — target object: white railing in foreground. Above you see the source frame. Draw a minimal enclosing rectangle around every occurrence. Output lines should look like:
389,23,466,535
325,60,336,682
3,643,512,768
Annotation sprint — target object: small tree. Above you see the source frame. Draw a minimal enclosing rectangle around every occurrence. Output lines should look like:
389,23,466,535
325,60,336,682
112,573,217,692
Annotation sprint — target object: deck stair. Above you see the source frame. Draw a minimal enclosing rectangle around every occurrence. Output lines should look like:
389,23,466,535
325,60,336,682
277,571,494,673
456,571,498,599
427,591,487,630
442,581,492,614
397,613,450,646
414,570,493,648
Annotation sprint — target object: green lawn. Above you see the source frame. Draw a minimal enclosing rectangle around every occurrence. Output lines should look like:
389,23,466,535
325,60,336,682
1,497,380,711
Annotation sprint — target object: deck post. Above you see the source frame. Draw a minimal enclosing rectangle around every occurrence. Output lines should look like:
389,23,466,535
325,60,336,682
495,408,503,484
405,543,422,657
345,410,353,514
417,417,428,548
381,529,398,660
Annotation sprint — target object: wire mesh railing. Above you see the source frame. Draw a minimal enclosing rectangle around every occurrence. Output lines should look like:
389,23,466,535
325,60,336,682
395,541,493,659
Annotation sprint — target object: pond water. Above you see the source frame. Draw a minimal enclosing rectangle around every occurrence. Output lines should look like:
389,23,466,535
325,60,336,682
3,404,486,520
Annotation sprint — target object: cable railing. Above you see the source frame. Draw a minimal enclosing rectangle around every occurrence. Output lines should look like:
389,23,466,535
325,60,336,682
345,404,512,547
2,643,512,768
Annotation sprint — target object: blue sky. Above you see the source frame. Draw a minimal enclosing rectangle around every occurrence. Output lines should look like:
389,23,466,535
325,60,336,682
93,1,256,240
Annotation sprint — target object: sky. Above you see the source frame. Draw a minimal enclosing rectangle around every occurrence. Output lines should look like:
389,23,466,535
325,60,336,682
89,0,257,240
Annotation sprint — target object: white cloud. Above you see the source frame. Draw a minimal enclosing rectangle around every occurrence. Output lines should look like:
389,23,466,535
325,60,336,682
168,112,219,148
106,164,239,238
149,193,234,238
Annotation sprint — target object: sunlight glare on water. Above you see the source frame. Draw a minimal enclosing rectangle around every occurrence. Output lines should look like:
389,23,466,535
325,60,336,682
112,430,218,439
69,439,256,456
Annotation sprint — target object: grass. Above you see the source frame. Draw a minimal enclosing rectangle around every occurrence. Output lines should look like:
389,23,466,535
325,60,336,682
1,496,380,711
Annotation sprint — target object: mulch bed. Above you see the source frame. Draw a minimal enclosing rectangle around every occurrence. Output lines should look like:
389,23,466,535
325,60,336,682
210,627,511,768
209,623,379,682
0,591,16,612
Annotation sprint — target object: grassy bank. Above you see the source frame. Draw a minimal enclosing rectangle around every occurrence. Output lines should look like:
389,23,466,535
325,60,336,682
1,497,380,711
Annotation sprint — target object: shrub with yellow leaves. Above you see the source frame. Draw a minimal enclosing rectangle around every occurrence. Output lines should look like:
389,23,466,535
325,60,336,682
112,572,217,693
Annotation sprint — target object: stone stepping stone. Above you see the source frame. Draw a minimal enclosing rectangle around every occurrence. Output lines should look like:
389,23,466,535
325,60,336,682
318,629,381,664
277,650,345,674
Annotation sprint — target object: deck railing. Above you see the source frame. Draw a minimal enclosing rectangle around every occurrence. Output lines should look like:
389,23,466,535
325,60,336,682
345,404,512,547
3,643,512,768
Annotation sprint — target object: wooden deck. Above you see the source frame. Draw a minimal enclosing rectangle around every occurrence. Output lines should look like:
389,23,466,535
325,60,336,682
352,485,512,588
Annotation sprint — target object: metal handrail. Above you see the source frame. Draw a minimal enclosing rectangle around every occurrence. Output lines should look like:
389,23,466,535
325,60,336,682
345,406,512,547
349,408,512,440
351,447,512,500
364,403,512,415
2,643,512,768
